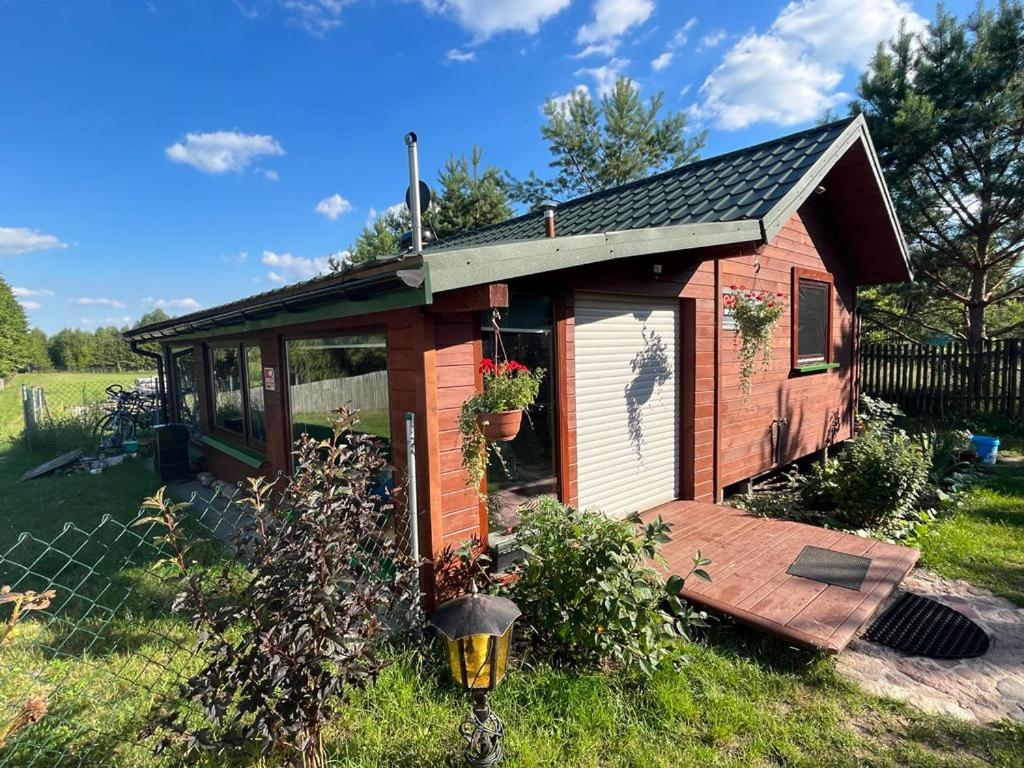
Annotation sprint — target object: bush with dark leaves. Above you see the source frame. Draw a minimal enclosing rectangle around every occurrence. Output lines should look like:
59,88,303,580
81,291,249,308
142,408,419,768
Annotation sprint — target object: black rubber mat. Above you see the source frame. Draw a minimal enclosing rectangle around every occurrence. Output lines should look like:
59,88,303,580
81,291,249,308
786,545,872,590
865,592,990,659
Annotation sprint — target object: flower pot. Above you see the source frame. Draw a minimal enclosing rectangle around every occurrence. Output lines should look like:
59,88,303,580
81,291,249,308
477,410,522,442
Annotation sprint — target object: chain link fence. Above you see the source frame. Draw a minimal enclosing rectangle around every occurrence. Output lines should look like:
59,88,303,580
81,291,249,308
0,371,157,453
0,471,422,767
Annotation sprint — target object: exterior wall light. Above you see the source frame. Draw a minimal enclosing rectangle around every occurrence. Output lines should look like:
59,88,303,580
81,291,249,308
427,589,521,767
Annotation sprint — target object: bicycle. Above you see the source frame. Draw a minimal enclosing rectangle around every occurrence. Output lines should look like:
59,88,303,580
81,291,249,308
93,384,159,449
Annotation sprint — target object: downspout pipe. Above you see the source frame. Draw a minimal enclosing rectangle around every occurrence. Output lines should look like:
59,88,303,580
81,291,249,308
130,340,169,424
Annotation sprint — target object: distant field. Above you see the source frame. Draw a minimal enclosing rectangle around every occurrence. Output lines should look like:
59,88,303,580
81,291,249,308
0,371,154,441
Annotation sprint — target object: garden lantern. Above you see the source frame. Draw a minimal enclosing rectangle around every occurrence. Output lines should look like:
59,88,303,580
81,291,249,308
428,590,520,767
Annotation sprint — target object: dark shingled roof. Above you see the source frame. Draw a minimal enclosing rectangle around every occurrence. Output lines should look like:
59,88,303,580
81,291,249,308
427,117,855,252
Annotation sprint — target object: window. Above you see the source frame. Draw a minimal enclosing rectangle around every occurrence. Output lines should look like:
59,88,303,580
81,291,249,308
171,347,199,433
792,268,834,369
482,293,557,533
210,345,244,434
285,334,390,444
247,346,267,442
208,342,266,449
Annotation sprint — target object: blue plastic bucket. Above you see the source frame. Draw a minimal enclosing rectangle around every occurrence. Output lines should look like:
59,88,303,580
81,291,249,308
970,435,1000,465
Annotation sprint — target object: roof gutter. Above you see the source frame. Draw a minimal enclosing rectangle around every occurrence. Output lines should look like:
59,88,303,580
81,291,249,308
124,258,429,343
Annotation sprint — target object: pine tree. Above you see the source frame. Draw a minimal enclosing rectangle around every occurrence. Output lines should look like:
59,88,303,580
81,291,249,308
433,147,512,239
341,206,410,266
853,3,1024,349
509,78,706,206
0,273,31,377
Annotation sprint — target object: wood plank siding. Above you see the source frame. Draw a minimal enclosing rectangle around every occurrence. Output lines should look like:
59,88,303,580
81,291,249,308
173,198,863,605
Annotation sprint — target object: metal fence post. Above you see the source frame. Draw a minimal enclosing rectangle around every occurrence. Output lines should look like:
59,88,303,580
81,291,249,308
405,412,420,606
21,384,32,451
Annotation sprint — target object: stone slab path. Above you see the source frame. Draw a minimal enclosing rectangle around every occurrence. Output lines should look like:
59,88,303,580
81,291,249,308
838,568,1024,723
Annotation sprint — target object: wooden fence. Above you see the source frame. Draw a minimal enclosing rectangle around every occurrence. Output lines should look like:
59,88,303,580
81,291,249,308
212,371,390,419
860,339,1024,417
288,370,390,414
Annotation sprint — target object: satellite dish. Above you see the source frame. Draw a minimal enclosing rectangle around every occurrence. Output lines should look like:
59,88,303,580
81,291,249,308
405,180,432,215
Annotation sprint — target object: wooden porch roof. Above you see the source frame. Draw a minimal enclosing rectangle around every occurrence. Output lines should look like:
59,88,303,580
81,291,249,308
646,501,919,654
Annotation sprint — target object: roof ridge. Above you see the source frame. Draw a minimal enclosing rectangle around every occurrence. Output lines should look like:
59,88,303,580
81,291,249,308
428,116,858,250
551,116,858,213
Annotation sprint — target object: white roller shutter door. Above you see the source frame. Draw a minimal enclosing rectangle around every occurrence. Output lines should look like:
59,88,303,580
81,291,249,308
574,293,680,517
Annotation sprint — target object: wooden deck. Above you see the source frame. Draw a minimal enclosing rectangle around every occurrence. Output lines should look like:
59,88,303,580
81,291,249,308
646,500,919,654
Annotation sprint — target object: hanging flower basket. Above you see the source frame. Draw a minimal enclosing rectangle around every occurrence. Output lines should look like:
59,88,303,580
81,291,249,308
460,358,545,492
476,409,523,442
725,287,786,399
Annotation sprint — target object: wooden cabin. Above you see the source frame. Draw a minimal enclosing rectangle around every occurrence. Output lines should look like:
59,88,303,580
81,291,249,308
125,116,911,600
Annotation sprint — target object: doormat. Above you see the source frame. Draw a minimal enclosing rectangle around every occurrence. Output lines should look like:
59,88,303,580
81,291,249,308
786,546,871,590
865,592,990,659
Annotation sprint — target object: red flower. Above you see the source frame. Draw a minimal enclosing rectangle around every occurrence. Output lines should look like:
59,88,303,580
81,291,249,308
480,358,497,375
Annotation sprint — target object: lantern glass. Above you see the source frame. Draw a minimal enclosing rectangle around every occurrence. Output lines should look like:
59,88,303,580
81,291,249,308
445,627,512,690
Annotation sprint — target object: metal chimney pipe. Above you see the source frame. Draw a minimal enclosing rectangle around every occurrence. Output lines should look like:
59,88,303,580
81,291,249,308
541,201,558,238
405,132,423,254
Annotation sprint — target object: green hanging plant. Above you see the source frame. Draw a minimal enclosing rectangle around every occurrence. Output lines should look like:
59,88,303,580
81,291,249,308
726,287,786,399
460,357,545,495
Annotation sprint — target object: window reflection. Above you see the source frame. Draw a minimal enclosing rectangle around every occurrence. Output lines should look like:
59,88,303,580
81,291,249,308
482,294,557,534
286,335,390,443
246,345,266,442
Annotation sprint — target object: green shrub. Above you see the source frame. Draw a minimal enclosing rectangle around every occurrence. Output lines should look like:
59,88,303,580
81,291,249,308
16,412,95,455
801,428,929,530
504,497,707,674
858,394,904,436
142,408,420,767
730,488,812,522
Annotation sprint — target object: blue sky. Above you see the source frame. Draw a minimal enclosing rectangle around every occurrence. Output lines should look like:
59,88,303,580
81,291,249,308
1,0,977,333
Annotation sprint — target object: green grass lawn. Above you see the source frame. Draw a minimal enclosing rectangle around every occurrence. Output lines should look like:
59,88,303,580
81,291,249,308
0,370,154,440
1,429,1023,766
919,459,1024,606
293,408,392,440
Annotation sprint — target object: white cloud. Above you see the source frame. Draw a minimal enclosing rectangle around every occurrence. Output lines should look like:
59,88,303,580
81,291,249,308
165,131,285,174
145,297,203,311
261,250,331,284
72,297,126,309
0,227,68,255
314,193,354,220
698,29,726,51
546,84,590,113
367,202,407,224
260,168,280,181
650,17,696,71
576,0,653,45
79,316,131,326
18,300,41,311
772,0,924,67
221,251,249,264
668,17,698,48
419,0,571,41
446,47,476,62
651,51,673,71
12,287,54,297
281,0,352,36
693,0,925,130
572,40,620,59
575,57,630,96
